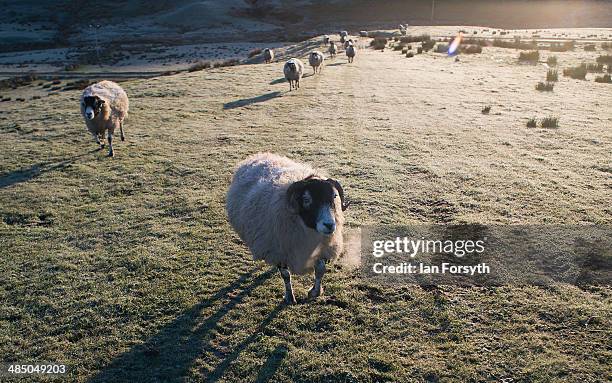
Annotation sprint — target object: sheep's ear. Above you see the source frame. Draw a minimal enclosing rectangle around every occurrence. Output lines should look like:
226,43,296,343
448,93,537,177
286,180,306,212
327,178,350,211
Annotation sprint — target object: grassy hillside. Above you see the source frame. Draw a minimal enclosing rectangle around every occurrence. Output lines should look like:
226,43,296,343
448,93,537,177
1,38,610,382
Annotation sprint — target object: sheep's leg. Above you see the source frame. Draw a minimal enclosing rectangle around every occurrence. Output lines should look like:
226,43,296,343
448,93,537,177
107,131,114,157
289,80,292,91
307,259,325,300
92,132,102,147
120,121,125,141
279,266,297,305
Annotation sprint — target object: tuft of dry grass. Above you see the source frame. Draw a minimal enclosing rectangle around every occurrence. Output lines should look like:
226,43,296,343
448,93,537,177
596,54,612,65
535,81,554,91
584,44,596,52
481,105,491,114
563,64,587,80
546,69,558,82
188,60,212,72
585,63,604,73
541,116,559,128
549,40,575,52
594,73,612,83
406,52,414,58
547,55,558,66
370,37,388,50
518,50,540,63
526,117,537,128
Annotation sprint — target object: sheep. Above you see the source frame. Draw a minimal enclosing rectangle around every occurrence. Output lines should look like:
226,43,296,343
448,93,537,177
80,80,129,157
308,51,325,74
340,30,348,38
340,35,346,44
346,44,356,63
323,35,330,44
283,58,304,91
263,48,274,64
226,153,350,304
359,31,368,37
328,41,337,57
344,38,353,50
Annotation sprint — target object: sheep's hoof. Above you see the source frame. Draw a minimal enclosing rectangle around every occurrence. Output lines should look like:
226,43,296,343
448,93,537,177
120,135,125,141
307,286,324,300
107,151,114,157
99,143,105,149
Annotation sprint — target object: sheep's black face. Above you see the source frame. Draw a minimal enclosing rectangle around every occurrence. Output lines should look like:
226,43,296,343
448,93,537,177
82,96,105,120
287,177,350,236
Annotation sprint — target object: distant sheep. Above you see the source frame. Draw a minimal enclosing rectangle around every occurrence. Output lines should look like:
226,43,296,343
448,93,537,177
283,58,304,91
359,31,368,37
80,80,129,157
323,35,330,44
308,51,325,74
346,44,356,63
263,48,274,64
340,30,348,38
340,35,346,44
226,153,350,304
328,42,337,57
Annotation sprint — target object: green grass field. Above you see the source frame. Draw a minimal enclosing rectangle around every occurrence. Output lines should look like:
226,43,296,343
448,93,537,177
1,42,611,382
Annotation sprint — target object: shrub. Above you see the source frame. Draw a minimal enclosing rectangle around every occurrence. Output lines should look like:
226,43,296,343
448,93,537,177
549,40,575,52
248,48,262,58
400,34,430,44
214,58,240,68
563,63,587,80
541,117,559,128
406,52,414,58
493,38,537,50
417,47,423,54
535,81,554,91
526,118,537,128
519,50,539,63
188,60,211,72
596,55,612,65
421,39,435,51
481,105,491,114
546,69,558,82
370,37,388,50
584,44,596,51
394,43,404,51
585,63,604,72
594,74,612,83
547,55,558,66
462,45,482,54
435,44,449,53
602,42,612,50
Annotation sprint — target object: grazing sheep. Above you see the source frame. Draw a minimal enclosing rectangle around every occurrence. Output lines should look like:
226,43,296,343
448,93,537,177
308,51,325,74
226,153,350,304
359,31,368,37
283,58,304,91
329,42,337,57
80,80,129,157
323,35,330,44
346,44,356,63
340,30,348,38
263,48,274,64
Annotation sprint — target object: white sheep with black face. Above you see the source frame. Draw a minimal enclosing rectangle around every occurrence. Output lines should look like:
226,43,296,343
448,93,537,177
346,44,356,63
283,58,304,91
80,80,129,157
328,41,337,57
263,48,274,63
323,35,330,45
308,51,325,74
226,153,350,304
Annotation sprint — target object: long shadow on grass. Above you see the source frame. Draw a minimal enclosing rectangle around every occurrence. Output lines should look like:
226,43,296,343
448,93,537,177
204,304,284,382
0,149,99,189
88,268,276,383
223,91,281,109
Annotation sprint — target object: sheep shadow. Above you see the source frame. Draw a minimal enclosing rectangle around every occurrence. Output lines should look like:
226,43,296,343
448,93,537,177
88,268,284,383
327,62,346,67
223,91,282,109
0,149,99,189
269,78,286,85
